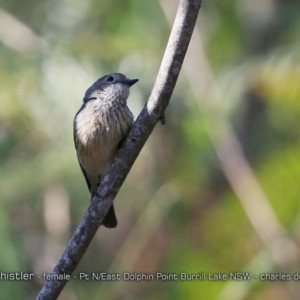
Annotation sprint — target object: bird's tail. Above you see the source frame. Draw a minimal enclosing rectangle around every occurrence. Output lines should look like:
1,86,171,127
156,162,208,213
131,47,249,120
102,204,118,228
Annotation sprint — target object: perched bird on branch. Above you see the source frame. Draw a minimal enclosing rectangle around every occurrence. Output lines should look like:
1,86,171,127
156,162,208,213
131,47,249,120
73,73,139,228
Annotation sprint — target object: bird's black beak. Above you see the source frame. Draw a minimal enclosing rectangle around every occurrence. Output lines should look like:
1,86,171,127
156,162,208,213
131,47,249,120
124,78,139,86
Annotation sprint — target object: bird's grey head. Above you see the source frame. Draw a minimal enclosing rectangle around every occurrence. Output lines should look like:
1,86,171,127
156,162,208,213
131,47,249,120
83,73,139,106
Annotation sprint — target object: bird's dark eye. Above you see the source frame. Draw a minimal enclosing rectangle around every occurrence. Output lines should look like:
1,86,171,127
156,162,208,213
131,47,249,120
106,75,114,83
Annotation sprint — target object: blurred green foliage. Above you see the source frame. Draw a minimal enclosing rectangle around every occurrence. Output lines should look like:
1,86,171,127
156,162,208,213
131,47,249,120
0,0,300,299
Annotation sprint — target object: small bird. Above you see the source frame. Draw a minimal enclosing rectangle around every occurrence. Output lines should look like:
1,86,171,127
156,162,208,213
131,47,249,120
73,73,139,228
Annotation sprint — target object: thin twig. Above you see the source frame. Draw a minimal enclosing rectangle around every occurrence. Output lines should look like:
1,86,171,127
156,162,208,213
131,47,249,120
36,0,202,299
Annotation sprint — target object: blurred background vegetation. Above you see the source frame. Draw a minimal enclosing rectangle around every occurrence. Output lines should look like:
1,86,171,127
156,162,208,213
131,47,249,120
0,0,300,299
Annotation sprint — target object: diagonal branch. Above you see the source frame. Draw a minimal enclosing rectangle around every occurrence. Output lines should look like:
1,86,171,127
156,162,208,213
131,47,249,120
36,0,202,299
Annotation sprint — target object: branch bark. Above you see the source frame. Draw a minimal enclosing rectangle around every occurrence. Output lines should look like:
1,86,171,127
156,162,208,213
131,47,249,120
36,0,202,299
